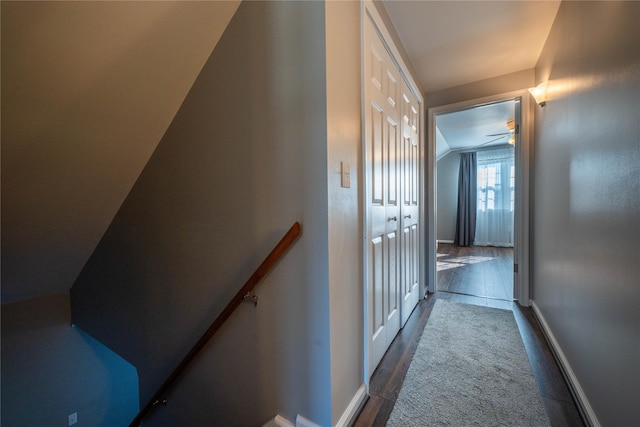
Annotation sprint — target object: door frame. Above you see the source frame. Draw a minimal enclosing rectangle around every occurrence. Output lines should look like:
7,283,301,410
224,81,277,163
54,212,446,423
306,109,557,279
426,90,533,305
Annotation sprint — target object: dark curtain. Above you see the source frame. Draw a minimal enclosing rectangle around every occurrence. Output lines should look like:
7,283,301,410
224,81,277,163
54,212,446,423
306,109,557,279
454,152,477,246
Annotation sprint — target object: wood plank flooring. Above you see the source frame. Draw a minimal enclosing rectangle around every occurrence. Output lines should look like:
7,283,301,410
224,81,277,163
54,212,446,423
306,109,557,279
437,243,514,301
352,245,584,427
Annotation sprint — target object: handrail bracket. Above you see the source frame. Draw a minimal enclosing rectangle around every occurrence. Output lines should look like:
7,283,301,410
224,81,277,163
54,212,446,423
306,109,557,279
243,292,259,307
152,399,168,407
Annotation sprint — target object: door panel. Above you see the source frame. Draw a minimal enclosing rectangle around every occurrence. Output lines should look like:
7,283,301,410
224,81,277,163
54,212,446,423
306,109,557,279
371,236,384,346
371,104,384,207
399,79,421,326
365,16,401,375
386,230,399,324
387,118,398,208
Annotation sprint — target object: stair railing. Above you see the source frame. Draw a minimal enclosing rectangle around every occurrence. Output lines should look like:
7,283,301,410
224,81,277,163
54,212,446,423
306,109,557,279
129,221,302,426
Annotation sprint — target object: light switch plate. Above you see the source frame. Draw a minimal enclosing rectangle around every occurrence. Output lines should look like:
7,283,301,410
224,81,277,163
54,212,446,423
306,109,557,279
341,162,351,188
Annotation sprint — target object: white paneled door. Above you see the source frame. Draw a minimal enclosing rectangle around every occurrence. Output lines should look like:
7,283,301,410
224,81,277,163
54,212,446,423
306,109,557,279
364,14,422,376
365,16,401,375
399,79,420,327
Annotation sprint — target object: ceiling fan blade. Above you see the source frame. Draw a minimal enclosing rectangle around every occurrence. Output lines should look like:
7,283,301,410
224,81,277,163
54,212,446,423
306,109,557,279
485,132,510,137
478,135,508,146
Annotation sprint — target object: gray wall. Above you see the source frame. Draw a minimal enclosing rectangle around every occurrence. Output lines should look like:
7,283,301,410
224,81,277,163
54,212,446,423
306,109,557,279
532,2,640,425
325,1,364,424
436,152,459,242
71,2,333,426
426,69,535,110
1,293,139,426
1,1,240,303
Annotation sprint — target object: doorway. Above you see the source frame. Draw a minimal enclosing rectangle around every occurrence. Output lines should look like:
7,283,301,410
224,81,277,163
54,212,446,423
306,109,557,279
426,91,533,306
435,99,516,302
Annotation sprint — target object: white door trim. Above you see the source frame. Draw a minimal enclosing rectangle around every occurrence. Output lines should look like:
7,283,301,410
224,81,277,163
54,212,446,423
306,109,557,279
426,89,533,305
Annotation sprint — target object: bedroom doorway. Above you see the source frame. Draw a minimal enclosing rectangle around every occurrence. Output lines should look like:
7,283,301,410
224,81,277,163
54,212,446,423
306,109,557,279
426,91,533,306
435,99,516,302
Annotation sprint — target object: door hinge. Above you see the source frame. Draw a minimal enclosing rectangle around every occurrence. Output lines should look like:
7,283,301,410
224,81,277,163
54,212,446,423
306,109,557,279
515,124,520,134
514,263,519,273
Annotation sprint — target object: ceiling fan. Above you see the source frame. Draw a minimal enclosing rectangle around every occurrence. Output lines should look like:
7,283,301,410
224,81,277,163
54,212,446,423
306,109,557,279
485,119,516,145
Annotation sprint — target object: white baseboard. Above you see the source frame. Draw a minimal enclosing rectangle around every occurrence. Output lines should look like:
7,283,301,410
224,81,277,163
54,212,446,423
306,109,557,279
531,301,600,427
263,415,295,427
295,414,321,427
336,384,367,427
294,383,367,427
437,239,454,244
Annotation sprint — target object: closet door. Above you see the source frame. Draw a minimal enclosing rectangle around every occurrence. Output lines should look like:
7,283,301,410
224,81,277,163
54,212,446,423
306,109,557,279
364,16,401,375
400,80,420,326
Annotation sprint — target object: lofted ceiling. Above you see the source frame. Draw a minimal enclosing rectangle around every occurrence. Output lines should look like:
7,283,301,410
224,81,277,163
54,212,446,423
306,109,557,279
1,1,240,302
435,100,516,159
382,0,561,93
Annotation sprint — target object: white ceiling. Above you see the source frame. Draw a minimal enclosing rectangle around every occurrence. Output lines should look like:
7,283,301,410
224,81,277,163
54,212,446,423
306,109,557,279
382,0,561,93
435,100,516,159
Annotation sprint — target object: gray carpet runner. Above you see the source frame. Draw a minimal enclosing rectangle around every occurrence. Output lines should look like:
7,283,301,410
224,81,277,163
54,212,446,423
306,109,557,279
386,300,550,426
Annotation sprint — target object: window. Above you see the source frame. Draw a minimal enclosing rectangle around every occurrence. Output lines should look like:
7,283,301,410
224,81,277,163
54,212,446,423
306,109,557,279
477,163,503,212
477,150,514,212
475,147,515,247
510,165,515,212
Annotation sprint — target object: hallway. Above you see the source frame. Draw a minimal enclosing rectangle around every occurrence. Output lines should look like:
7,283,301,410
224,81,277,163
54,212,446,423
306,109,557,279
354,291,584,426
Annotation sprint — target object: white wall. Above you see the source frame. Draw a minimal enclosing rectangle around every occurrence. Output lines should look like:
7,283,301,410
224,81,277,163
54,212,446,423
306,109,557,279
532,2,640,425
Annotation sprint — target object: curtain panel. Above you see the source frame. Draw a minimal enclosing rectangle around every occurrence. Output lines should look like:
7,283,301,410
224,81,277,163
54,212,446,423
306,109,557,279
454,152,477,246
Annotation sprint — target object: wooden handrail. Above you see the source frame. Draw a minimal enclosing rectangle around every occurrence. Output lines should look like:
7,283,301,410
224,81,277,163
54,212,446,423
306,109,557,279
129,222,302,426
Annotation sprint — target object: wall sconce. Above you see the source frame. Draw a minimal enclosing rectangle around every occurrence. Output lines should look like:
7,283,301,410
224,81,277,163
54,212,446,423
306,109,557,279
528,81,548,107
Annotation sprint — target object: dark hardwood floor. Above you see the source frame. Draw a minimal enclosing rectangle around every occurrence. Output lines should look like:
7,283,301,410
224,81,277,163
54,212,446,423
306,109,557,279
352,245,584,427
437,243,514,301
